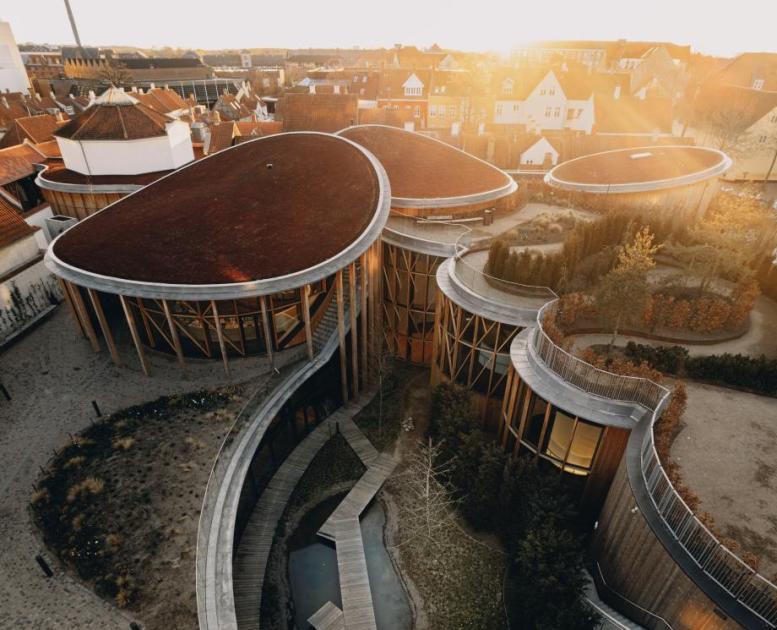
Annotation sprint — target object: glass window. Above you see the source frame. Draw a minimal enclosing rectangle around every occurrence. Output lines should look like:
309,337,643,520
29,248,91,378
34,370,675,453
565,420,601,472
545,410,575,462
523,393,548,448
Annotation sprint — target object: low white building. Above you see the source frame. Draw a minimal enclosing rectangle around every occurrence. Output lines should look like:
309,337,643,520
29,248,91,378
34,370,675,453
53,87,194,176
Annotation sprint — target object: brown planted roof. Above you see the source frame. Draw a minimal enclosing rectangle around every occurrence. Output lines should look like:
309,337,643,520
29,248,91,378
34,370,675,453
338,125,511,200
0,198,38,248
550,146,726,186
55,90,173,141
53,133,381,285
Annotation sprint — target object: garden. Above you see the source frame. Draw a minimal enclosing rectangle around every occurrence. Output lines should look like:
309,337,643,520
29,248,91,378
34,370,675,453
31,386,249,629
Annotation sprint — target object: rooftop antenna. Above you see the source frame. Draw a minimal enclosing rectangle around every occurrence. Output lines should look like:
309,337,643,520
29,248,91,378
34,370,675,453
63,0,85,56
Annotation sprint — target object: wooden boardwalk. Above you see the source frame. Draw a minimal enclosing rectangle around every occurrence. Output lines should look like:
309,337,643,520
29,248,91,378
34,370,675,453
308,601,345,630
319,452,397,541
232,407,358,630
313,414,397,630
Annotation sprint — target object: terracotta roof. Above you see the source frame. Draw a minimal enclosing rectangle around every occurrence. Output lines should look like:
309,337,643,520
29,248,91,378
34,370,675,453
594,95,673,134
55,93,173,141
0,198,37,249
133,88,188,114
53,133,382,285
338,124,512,200
696,84,777,130
278,93,358,133
206,122,238,154
549,146,726,186
710,53,777,92
0,115,62,148
0,144,46,186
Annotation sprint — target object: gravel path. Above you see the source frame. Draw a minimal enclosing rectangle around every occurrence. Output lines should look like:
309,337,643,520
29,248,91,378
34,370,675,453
0,307,275,629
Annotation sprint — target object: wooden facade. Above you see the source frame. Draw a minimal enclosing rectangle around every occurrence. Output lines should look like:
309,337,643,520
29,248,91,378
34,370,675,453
593,456,744,630
382,242,442,365
431,290,520,430
499,365,630,515
41,188,128,220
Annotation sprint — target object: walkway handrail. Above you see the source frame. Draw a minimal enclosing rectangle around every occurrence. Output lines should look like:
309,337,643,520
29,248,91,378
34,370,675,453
533,300,670,412
453,254,558,302
639,421,777,627
532,301,777,626
382,209,475,250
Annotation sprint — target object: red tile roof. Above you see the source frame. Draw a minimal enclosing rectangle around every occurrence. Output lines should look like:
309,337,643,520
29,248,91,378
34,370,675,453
0,115,63,148
55,100,172,141
0,197,37,249
0,144,46,186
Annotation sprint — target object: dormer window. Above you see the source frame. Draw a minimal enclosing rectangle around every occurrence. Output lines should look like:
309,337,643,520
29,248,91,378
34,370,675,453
502,79,514,96
403,73,424,97
753,78,765,90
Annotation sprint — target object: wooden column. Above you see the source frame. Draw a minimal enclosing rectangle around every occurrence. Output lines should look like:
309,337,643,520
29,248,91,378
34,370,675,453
136,298,156,348
301,284,314,360
259,295,274,367
430,291,444,385
210,300,231,378
359,253,368,387
336,270,348,403
87,289,121,366
162,300,187,375
67,281,100,353
349,262,359,398
119,294,149,376
58,277,85,338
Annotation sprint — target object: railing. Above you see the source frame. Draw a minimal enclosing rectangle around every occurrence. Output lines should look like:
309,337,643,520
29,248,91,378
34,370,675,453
533,299,777,628
453,254,558,305
640,426,777,627
533,300,669,412
383,213,474,249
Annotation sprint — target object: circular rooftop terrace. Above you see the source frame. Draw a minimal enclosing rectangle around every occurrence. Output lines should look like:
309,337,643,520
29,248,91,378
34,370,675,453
46,132,390,299
337,124,516,208
545,146,732,194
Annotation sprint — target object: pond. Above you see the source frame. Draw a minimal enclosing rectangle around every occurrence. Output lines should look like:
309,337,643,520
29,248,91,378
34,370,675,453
288,494,412,630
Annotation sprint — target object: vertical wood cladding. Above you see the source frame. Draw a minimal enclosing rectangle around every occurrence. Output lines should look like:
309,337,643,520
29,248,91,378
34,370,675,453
593,456,744,629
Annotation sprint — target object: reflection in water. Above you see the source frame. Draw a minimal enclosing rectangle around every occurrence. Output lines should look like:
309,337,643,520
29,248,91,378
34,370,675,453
288,495,412,630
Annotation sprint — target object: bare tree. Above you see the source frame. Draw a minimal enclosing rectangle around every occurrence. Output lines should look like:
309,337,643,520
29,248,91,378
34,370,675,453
396,438,461,552
97,63,133,87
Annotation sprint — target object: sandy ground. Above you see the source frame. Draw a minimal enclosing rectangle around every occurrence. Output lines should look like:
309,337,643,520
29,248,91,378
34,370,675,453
0,306,275,629
670,381,777,579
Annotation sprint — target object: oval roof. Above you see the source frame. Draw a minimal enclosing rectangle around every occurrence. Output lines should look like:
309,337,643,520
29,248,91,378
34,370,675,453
337,124,515,208
47,132,389,299
545,146,731,193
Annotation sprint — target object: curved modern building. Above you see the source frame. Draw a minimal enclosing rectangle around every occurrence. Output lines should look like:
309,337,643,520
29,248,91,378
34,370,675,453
45,132,390,390
545,146,732,220
36,87,196,220
337,124,519,364
504,301,777,629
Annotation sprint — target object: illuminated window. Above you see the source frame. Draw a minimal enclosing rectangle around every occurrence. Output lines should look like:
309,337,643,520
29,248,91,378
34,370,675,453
753,78,765,90
554,107,561,117
545,106,552,117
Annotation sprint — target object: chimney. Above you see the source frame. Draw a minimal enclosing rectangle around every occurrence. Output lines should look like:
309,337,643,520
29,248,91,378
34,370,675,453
212,110,221,123
55,111,65,122
87,89,96,103
150,82,156,89
251,112,258,122
1,97,8,109
613,85,621,100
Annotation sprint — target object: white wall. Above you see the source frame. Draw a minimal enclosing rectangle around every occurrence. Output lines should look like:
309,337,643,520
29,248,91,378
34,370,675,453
23,204,54,248
57,119,195,175
520,137,559,165
0,21,30,94
0,233,40,277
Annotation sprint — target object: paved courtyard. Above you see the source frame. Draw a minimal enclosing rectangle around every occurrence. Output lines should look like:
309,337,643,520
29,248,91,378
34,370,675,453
0,306,275,629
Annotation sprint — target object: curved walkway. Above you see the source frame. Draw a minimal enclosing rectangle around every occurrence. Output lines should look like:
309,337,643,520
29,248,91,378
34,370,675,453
233,404,375,630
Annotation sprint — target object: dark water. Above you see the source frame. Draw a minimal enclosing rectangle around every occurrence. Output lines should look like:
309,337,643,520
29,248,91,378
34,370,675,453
288,495,412,630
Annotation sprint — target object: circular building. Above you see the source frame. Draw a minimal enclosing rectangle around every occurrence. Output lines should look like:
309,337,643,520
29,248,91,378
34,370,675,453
36,86,196,220
337,124,518,364
45,132,389,386
544,146,732,220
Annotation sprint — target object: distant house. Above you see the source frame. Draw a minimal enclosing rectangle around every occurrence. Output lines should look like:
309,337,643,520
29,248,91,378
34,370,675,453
276,92,358,132
492,68,596,133
376,69,430,126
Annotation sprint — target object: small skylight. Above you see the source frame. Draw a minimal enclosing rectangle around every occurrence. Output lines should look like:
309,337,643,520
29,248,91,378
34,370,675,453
630,152,653,160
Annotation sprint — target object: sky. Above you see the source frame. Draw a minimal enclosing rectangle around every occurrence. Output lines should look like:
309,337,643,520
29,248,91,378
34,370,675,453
3,0,776,58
